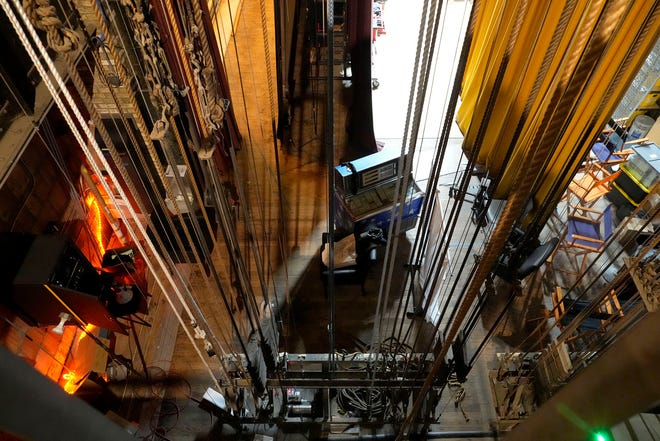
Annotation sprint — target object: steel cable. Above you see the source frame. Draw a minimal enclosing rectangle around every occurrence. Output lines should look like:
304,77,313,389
370,0,439,367
74,1,250,375
1,0,224,389
396,0,534,436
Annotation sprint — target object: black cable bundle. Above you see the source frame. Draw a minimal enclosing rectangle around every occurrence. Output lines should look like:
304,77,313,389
337,388,389,418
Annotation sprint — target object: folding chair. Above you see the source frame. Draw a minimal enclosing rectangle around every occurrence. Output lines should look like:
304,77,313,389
566,162,620,206
564,204,615,274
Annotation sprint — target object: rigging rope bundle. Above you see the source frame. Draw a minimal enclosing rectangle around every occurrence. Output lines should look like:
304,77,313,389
182,0,226,135
23,0,79,53
119,0,180,117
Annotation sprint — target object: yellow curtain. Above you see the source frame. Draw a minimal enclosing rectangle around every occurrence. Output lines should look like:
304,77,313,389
456,0,660,223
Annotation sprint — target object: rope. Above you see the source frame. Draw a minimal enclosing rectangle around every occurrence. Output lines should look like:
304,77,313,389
394,0,481,389
257,0,290,310
258,0,277,121
2,0,223,390
373,0,441,374
58,0,252,388
392,0,472,344
90,0,260,386
396,0,532,436
22,0,78,53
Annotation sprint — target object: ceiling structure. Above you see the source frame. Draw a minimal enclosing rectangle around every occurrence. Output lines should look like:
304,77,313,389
0,1,659,440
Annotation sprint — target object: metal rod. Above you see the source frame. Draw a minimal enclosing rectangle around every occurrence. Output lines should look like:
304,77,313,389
326,0,336,377
129,320,149,379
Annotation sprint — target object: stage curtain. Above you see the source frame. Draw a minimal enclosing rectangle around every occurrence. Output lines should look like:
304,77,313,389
456,0,660,225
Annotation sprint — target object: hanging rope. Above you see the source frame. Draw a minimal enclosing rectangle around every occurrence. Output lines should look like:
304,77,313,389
22,0,78,53
258,0,277,121
2,0,224,390
394,0,483,383
371,0,441,368
396,0,533,436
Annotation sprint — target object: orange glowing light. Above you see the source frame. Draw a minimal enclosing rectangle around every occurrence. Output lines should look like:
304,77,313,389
85,193,105,255
58,325,96,395
62,371,81,394
78,324,95,342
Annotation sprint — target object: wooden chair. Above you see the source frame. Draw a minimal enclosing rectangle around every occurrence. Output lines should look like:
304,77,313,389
550,286,623,336
563,204,614,274
594,127,646,166
566,162,620,206
550,286,566,327
590,141,634,166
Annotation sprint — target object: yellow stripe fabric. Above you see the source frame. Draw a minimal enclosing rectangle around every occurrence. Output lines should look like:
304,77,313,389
456,0,660,225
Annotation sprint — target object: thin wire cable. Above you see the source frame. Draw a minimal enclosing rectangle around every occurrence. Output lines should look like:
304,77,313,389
397,0,534,435
86,0,257,366
369,0,435,362
381,0,444,350
224,0,290,320
1,0,223,389
393,0,479,388
78,5,246,361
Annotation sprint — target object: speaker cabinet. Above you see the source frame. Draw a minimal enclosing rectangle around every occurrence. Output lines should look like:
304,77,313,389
1,233,126,334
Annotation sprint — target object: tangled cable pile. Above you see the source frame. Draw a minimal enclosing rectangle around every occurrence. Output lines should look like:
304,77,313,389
337,388,390,418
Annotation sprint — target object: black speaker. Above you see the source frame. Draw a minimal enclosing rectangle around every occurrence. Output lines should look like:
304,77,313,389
2,234,126,334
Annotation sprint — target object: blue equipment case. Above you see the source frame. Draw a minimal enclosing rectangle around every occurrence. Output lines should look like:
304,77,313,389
334,178,424,236
334,149,405,195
